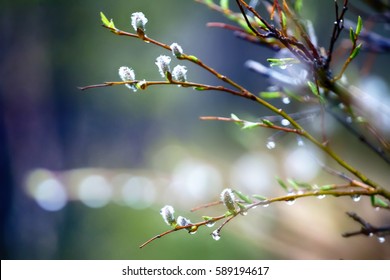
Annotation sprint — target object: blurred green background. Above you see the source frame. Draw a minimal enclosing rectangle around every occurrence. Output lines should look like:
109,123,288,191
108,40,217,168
1,0,390,259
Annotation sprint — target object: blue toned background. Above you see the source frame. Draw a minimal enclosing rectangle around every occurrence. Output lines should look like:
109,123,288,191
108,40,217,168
1,0,389,259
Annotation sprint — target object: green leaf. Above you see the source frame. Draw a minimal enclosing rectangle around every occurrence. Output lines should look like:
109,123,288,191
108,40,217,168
236,202,247,212
320,184,333,191
255,17,269,30
224,210,235,217
187,55,199,63
252,194,268,201
260,91,282,99
370,196,389,208
281,11,287,29
100,12,110,26
287,179,300,191
193,86,207,91
233,190,253,203
100,11,116,29
294,0,303,13
349,27,356,43
267,58,299,68
202,216,213,221
356,16,363,36
242,121,259,130
349,43,362,60
261,119,274,126
230,113,241,122
220,0,229,10
307,81,319,96
276,177,289,192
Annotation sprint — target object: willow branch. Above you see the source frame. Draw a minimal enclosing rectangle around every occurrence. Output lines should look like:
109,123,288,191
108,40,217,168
140,186,389,248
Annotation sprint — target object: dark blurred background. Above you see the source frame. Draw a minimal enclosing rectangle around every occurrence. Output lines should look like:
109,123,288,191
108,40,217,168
1,0,390,259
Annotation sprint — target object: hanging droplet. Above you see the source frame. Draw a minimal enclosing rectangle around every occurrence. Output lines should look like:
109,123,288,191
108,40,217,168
316,194,326,200
212,230,221,241
369,233,374,237
378,237,386,243
346,116,353,124
240,211,248,216
286,199,296,205
375,207,380,212
266,141,276,150
262,203,270,208
297,138,305,146
279,64,288,70
206,221,216,228
282,97,291,104
351,194,361,202
281,119,290,126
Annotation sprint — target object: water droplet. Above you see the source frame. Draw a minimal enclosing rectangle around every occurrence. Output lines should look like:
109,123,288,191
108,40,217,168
375,207,380,212
316,194,326,200
279,64,288,70
286,199,296,205
378,237,386,243
266,141,276,150
240,211,248,216
212,230,221,241
281,119,290,126
206,221,216,228
262,203,270,208
351,194,361,202
369,233,374,237
346,116,353,124
282,97,291,104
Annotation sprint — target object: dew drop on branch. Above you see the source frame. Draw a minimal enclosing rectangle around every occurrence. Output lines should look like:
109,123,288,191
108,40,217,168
351,194,361,202
206,221,216,228
285,199,296,205
212,230,221,241
266,141,276,150
378,237,386,243
316,194,326,200
282,97,291,104
281,119,290,126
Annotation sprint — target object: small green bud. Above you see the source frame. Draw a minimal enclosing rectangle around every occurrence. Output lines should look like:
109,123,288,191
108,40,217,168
261,119,274,126
252,194,268,201
233,189,253,204
356,16,363,36
260,91,282,99
220,0,229,10
349,43,362,59
276,177,289,192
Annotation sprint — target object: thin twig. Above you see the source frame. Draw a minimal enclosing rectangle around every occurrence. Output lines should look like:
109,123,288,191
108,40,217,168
342,212,390,238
